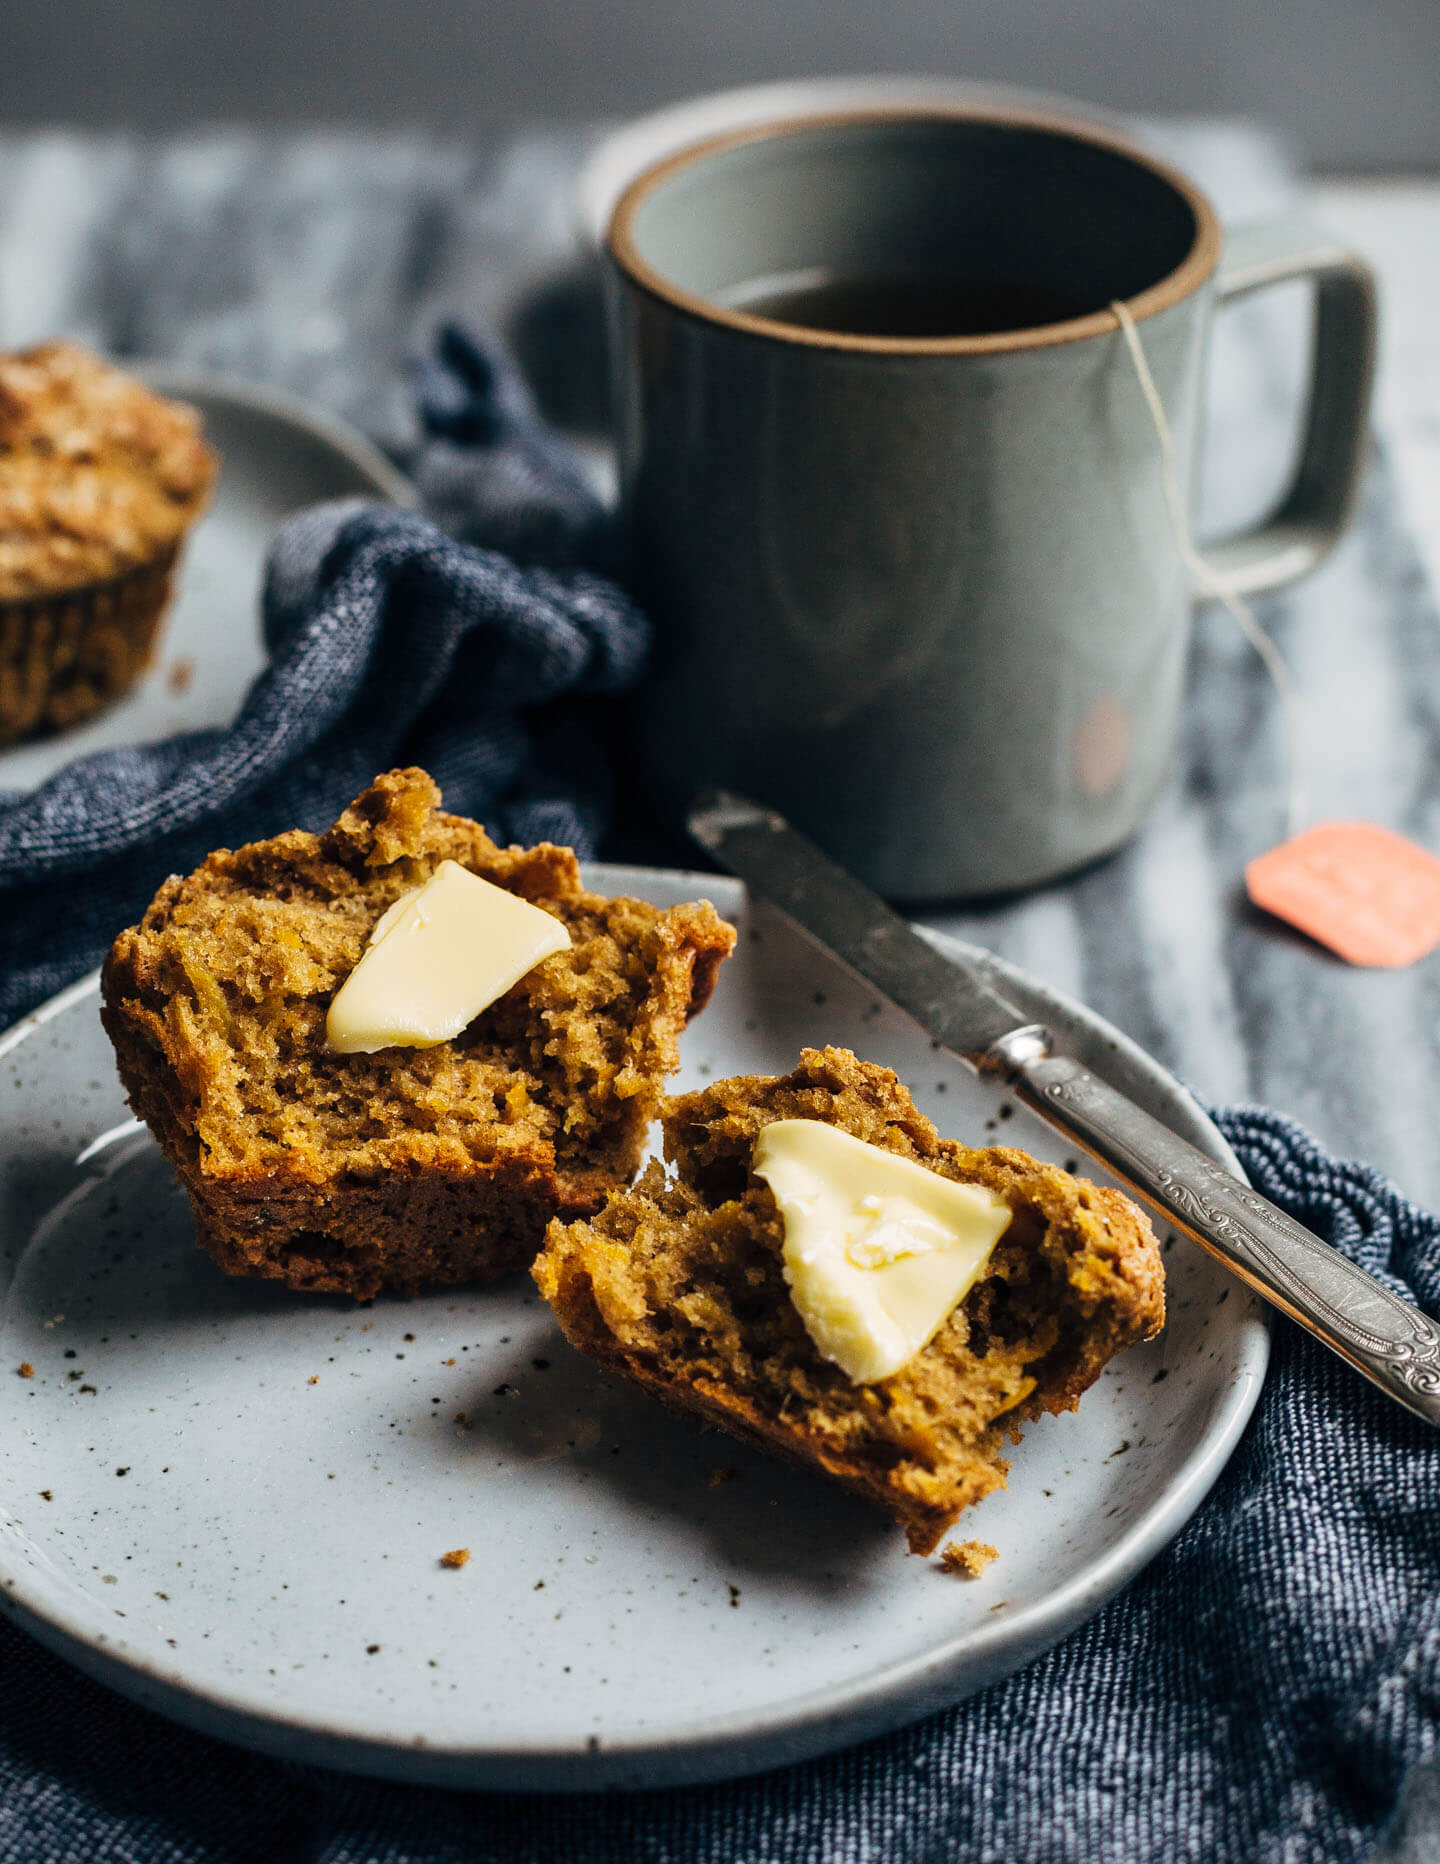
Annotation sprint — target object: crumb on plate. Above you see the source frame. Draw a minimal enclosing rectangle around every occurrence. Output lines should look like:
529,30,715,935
940,1539,998,1578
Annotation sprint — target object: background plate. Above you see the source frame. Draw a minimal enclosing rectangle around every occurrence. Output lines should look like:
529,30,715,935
0,866,1267,1789
0,366,414,794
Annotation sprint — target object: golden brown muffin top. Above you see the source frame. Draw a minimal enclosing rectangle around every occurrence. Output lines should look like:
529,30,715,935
0,341,217,601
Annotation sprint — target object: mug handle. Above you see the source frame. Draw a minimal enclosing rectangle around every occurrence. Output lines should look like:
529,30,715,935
1197,215,1378,598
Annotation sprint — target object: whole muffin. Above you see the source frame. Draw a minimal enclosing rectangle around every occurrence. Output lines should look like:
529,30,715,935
0,341,216,742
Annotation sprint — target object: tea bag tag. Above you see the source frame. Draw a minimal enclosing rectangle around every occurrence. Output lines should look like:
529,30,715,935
1245,822,1440,968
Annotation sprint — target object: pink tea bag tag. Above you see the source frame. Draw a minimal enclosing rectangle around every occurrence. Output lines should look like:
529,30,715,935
1245,822,1440,968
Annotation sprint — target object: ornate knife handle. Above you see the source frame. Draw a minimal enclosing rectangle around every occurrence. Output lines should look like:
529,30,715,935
999,1042,1440,1427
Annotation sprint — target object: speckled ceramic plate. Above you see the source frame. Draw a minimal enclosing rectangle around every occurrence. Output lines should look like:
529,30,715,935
0,366,414,794
0,867,1267,1790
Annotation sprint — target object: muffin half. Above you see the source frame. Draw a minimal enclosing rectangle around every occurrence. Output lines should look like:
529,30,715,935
535,1047,1165,1554
101,769,736,1299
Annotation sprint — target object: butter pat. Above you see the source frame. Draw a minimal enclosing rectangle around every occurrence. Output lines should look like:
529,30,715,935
326,860,570,1054
752,1120,1012,1384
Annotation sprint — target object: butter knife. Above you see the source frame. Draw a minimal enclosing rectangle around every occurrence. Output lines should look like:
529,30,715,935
688,790,1440,1427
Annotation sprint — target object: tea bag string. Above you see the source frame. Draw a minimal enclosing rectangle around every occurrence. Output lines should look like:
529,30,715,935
1109,298,1306,839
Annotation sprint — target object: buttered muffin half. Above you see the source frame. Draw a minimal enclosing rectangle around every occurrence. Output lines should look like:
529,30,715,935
535,1046,1164,1554
101,768,735,1299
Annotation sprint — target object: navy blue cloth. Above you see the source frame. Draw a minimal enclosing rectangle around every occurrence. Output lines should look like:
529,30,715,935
0,328,1436,1861
0,325,646,1028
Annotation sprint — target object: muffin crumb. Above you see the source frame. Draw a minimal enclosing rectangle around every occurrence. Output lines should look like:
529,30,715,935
439,1548,471,1570
940,1540,999,1578
16,1363,33,1378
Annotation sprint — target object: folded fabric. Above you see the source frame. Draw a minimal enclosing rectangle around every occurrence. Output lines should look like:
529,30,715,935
0,325,644,1028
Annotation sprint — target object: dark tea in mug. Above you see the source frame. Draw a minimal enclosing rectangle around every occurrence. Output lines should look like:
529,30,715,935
722,269,1098,338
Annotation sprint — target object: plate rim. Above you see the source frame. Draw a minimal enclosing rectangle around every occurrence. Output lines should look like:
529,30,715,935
0,869,1269,1789
136,360,418,509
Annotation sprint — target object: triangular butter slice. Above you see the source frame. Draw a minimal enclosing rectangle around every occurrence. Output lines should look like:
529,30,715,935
752,1119,1012,1384
326,859,571,1054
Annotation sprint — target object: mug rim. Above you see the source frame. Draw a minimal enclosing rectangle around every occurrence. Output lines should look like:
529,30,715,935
605,105,1224,356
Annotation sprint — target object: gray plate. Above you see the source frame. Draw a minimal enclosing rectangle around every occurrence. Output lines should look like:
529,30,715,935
0,366,414,794
0,867,1267,1790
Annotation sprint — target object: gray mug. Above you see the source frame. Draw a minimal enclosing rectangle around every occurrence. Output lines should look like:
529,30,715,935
604,109,1376,899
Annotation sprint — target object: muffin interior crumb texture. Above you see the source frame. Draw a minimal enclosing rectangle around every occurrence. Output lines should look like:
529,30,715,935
101,768,735,1298
0,340,216,601
535,1047,1165,1554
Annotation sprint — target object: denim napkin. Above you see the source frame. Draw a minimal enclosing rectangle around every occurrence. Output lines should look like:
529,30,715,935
0,325,1438,1864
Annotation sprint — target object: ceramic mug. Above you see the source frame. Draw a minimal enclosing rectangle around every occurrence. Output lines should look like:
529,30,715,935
604,109,1376,899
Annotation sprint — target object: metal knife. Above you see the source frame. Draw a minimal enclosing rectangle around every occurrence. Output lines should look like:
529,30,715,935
687,789,1440,1428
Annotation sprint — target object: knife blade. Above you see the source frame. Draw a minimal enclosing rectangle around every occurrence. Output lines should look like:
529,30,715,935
688,789,1440,1428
